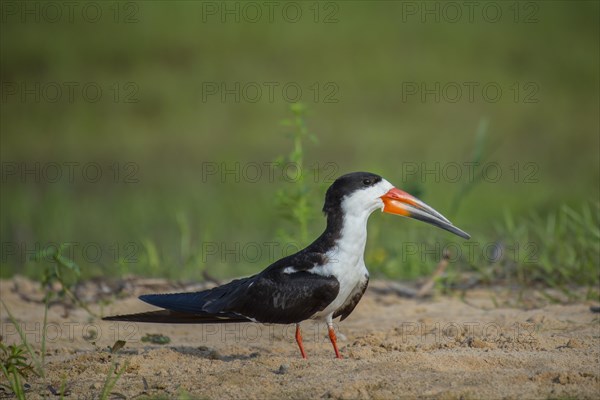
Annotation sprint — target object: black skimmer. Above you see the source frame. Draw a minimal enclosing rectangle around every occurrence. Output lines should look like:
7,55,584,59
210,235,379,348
104,172,470,358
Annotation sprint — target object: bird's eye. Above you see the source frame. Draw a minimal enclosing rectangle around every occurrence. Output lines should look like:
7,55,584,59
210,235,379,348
362,179,371,186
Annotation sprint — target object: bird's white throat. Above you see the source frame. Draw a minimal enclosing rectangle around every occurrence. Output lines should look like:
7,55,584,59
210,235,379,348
319,179,393,278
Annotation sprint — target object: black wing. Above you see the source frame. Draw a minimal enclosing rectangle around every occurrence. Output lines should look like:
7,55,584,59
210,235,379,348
104,250,340,325
134,271,339,325
224,270,339,324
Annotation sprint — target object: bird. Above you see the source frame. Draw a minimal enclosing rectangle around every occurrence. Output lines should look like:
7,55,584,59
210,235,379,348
103,172,470,359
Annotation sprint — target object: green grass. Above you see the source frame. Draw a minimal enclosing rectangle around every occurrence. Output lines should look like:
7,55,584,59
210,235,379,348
99,359,128,400
496,203,600,289
1,2,598,293
1,301,47,379
0,341,32,400
0,300,46,398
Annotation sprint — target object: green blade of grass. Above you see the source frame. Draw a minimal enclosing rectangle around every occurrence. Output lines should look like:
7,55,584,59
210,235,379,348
1,301,44,379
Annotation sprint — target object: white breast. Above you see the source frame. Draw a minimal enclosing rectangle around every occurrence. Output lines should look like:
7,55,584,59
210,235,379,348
311,252,368,320
309,179,393,320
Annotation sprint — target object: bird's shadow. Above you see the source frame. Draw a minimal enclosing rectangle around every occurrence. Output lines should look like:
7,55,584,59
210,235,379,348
167,345,261,362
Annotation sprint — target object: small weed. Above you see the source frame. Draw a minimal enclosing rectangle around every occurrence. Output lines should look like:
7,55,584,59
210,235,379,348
1,301,46,379
99,359,128,400
30,243,99,318
93,340,129,400
274,103,319,246
0,340,34,400
141,333,171,345
0,299,49,398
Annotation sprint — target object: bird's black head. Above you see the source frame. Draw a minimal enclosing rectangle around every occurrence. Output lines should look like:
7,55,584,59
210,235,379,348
321,171,471,239
322,172,385,215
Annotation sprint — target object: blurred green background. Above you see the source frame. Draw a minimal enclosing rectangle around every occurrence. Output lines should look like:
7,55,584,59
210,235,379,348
1,1,598,289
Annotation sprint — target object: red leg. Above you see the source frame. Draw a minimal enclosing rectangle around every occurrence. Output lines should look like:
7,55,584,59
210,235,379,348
328,324,342,359
295,324,307,359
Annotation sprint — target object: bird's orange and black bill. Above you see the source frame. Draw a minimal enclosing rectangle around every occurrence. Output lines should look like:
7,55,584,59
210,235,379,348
380,187,471,239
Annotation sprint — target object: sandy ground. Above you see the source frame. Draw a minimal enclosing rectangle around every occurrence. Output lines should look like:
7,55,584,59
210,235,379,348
1,277,599,400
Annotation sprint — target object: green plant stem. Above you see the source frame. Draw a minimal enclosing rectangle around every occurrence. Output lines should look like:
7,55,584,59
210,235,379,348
99,360,128,400
1,300,44,379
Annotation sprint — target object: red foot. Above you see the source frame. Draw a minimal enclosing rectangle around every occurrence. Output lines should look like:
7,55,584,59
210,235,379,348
295,324,307,359
328,325,342,359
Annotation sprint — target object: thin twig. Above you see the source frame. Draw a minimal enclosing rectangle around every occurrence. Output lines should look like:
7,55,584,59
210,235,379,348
416,251,450,298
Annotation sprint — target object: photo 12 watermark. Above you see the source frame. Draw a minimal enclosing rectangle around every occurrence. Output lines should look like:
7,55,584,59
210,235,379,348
200,161,339,184
396,320,537,345
200,241,305,264
400,81,540,104
399,1,540,24
0,321,139,345
1,81,139,104
399,161,540,184
200,1,340,24
1,162,140,184
0,1,140,24
1,241,141,265
399,240,539,265
200,81,340,104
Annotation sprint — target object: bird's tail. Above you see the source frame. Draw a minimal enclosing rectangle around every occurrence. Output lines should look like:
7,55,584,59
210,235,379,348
103,278,254,324
102,310,251,324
